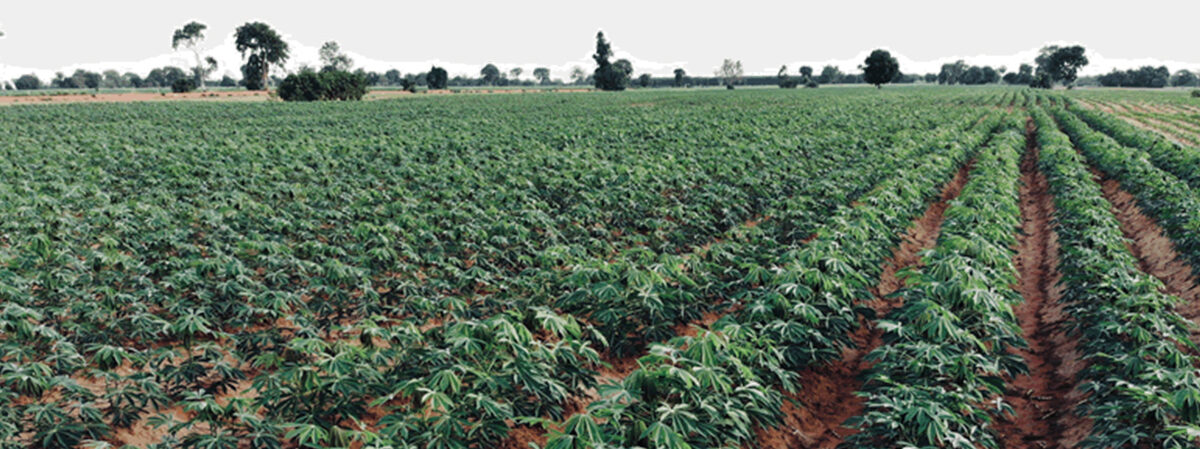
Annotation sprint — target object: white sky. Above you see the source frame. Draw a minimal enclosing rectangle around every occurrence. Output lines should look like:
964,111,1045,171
2,0,1199,81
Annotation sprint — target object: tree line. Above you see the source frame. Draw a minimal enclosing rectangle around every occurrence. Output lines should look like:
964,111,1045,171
7,24,1191,94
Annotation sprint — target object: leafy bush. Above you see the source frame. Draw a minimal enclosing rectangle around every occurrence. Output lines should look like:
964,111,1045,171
171,78,197,93
278,70,367,102
319,70,368,101
1192,89,1200,98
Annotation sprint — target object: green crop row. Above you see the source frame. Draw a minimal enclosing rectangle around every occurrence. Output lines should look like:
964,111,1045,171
843,116,1027,449
1033,107,1200,448
1065,100,1200,193
1050,106,1200,274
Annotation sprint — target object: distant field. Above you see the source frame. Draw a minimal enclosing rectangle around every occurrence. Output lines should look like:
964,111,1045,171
3,87,1200,449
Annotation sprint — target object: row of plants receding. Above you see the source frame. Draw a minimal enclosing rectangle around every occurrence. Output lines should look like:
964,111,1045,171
1032,107,1200,448
842,115,1027,447
532,112,1003,449
1049,105,1200,275
1065,98,1200,196
555,107,991,359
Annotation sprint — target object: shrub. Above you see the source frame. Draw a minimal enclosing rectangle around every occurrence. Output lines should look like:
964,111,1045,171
171,79,197,93
278,71,325,102
278,70,368,102
319,70,368,101
1191,89,1200,98
805,80,819,88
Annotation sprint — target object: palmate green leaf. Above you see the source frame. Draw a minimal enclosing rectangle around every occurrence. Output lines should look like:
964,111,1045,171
284,423,328,449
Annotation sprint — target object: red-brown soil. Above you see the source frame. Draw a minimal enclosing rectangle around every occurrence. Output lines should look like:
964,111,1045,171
755,160,975,448
995,120,1090,448
1089,170,1200,340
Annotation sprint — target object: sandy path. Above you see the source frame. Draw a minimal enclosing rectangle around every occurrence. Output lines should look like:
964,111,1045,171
755,160,975,449
995,120,1089,449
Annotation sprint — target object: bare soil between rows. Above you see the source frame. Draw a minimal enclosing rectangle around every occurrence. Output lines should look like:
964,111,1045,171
1088,169,1200,339
754,159,975,448
994,119,1089,449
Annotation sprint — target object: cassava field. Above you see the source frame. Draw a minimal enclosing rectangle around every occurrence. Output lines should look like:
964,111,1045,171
3,87,1200,449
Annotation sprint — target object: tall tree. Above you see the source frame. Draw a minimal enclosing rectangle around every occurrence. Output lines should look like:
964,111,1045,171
1034,45,1088,88
426,66,448,89
509,67,523,81
532,67,550,85
777,65,797,88
480,63,500,85
861,49,900,88
570,66,586,85
673,68,687,87
234,22,290,90
799,65,813,81
319,41,353,72
172,21,215,90
592,31,630,91
715,59,744,89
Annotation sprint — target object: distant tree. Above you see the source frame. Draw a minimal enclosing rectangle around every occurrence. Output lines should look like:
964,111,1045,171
716,59,744,89
400,74,417,92
51,72,71,88
234,22,290,90
1172,70,1199,87
480,63,501,85
219,76,237,87
960,66,983,85
981,66,999,84
384,69,402,86
101,70,122,88
172,21,215,90
570,66,586,85
593,31,631,91
427,66,448,89
799,65,813,81
124,72,144,88
172,78,197,93
938,60,966,85
359,70,382,86
777,65,797,88
71,69,102,90
923,73,937,83
1003,63,1034,85
13,74,41,90
817,65,843,84
637,73,652,88
673,68,687,87
861,49,899,88
319,41,353,72
509,67,523,81
533,67,551,85
1099,66,1172,88
1034,45,1088,88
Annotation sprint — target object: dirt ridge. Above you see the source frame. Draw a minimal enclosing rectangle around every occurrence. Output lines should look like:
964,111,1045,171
754,160,975,448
